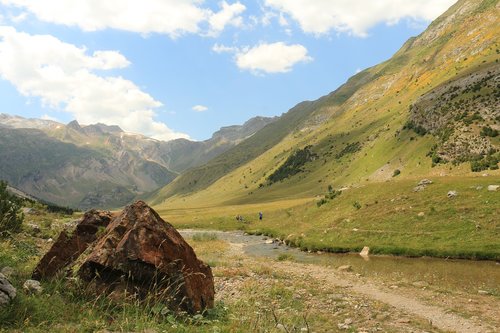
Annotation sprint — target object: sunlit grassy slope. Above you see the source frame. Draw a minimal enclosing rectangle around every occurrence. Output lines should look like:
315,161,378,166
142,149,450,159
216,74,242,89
151,0,499,258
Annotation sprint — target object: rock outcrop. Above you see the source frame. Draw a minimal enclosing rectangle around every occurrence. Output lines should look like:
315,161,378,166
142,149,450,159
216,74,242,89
32,210,115,280
0,272,16,306
32,201,214,314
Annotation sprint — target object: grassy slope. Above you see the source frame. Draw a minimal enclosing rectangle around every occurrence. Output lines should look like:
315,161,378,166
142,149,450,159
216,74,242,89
152,0,500,259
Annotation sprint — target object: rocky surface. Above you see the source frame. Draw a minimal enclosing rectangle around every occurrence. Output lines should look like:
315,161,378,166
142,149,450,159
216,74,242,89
32,210,115,280
408,63,499,164
0,272,16,306
32,201,214,314
79,201,214,313
23,279,43,294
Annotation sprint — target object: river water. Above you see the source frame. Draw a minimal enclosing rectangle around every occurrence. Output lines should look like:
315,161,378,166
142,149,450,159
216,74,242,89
181,229,500,296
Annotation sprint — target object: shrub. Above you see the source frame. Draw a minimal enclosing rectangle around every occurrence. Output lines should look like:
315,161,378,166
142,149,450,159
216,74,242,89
403,120,427,136
0,181,24,236
353,201,362,210
392,169,401,177
480,126,499,137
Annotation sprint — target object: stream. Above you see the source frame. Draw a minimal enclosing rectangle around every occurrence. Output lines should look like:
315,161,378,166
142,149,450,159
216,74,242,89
181,229,500,296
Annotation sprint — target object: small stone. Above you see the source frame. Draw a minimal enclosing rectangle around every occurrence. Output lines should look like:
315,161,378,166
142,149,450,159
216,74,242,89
338,265,352,272
46,238,53,243
413,185,425,192
475,186,483,190
0,267,14,279
418,179,433,186
23,279,43,294
359,246,370,257
276,323,286,331
417,212,425,217
478,290,489,295
447,191,457,198
0,273,17,306
265,239,274,244
344,318,353,325
487,185,499,192
412,281,429,288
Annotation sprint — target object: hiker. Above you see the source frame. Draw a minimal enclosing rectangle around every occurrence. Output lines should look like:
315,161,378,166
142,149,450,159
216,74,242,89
259,212,263,220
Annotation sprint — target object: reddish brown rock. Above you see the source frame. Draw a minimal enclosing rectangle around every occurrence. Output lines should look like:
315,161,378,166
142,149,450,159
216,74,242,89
79,201,214,314
32,210,114,280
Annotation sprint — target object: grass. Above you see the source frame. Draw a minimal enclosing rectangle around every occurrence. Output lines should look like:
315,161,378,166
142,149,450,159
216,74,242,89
157,175,500,260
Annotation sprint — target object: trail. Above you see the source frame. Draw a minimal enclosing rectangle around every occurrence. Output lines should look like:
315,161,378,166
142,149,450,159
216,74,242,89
230,238,494,333
272,261,490,333
183,229,498,333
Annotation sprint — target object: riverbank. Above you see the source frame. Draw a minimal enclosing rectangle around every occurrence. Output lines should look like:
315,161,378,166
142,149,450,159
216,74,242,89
156,176,500,261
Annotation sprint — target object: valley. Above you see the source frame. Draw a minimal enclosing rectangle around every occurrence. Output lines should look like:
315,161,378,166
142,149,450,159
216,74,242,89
0,0,499,332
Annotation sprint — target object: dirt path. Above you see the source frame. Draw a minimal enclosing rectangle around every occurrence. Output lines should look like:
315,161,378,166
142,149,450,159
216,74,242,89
273,261,490,333
227,241,494,333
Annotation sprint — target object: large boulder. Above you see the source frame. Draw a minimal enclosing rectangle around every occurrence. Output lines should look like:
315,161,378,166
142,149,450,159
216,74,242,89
32,210,115,280
78,201,214,314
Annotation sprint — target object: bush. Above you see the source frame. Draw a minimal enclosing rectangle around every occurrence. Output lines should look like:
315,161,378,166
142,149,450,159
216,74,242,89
0,181,24,236
403,120,427,136
480,126,499,137
470,154,500,172
392,169,401,177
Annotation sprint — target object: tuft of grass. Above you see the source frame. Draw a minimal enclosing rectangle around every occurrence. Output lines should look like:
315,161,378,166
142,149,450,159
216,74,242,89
192,232,218,242
277,253,295,262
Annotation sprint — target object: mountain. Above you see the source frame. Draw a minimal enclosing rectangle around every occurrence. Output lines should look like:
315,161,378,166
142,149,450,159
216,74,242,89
149,0,499,208
0,114,275,209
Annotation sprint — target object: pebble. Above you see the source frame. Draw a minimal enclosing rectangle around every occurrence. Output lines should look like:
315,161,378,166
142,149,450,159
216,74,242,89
23,279,43,294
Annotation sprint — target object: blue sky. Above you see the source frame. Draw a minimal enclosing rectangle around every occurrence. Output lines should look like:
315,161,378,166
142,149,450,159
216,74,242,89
0,0,457,141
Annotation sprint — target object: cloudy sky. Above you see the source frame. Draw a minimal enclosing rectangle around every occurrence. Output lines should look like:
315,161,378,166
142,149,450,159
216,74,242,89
0,0,457,141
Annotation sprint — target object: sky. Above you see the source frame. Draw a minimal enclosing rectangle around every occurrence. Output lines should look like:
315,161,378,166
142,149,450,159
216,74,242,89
0,0,457,141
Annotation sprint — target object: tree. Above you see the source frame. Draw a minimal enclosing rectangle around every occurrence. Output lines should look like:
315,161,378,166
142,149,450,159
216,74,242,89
0,181,24,236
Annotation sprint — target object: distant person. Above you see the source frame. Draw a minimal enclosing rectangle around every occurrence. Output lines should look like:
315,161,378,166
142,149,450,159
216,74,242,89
259,212,263,220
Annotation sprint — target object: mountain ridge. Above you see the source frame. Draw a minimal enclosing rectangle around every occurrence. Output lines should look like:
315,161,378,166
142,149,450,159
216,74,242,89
149,0,499,208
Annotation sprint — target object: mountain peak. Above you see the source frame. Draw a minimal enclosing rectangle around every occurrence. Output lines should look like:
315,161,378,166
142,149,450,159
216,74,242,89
67,120,82,131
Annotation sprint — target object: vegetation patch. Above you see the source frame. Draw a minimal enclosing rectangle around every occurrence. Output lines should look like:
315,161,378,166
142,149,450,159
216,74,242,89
334,142,362,159
267,146,318,184
0,181,24,236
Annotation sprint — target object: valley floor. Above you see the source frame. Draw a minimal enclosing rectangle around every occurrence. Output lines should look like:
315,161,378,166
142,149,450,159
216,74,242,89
205,233,499,333
157,175,500,260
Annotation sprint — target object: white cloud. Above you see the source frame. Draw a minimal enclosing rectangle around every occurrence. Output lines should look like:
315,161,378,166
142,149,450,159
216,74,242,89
207,1,246,37
0,26,188,141
192,105,208,112
265,0,457,37
212,43,238,54
1,0,246,38
235,42,312,74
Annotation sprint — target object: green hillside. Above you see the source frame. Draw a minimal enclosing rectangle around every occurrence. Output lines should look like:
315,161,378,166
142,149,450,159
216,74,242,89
151,0,500,258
